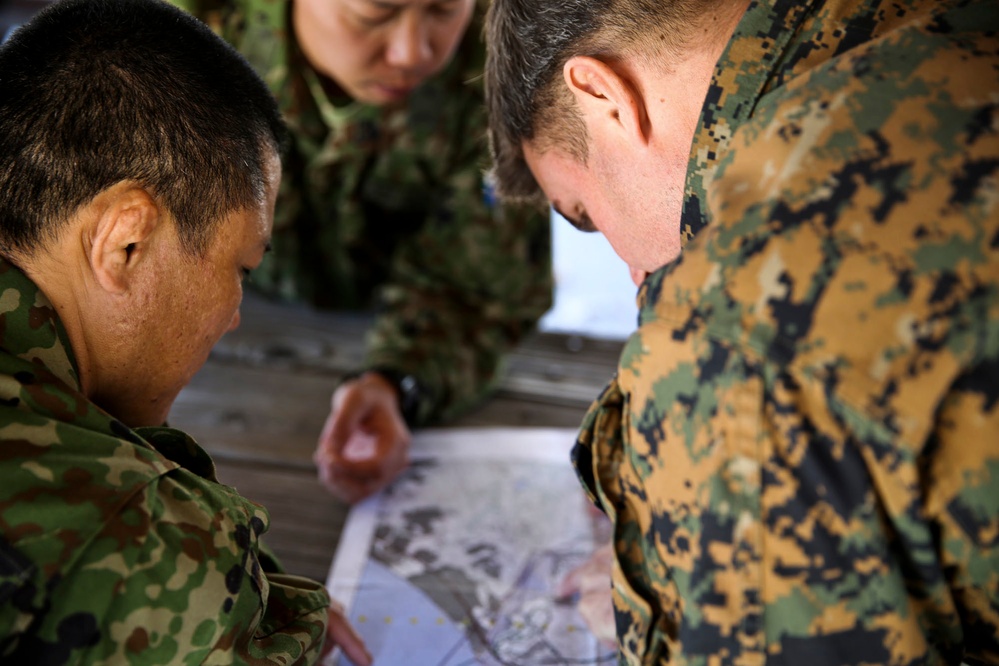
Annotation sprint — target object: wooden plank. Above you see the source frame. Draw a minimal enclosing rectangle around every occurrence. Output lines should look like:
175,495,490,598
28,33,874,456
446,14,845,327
209,293,371,374
169,364,595,467
208,292,624,403
171,292,621,461
170,363,337,465
449,391,594,428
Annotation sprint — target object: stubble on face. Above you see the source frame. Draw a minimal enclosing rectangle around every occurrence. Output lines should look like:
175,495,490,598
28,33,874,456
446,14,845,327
103,153,279,427
523,140,683,281
293,0,475,106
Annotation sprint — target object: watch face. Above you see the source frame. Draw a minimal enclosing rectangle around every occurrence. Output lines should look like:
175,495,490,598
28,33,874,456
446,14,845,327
399,375,418,394
370,369,425,426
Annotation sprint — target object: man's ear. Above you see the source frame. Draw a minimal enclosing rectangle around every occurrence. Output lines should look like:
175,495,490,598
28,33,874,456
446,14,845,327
89,183,162,295
563,55,650,146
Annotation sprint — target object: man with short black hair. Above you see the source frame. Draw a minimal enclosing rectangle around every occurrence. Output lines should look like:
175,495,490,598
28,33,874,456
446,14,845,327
486,0,999,662
0,1,369,662
171,0,555,505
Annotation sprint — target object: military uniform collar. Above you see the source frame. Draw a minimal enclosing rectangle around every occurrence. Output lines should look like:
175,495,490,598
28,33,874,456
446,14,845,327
640,0,890,314
0,258,81,391
0,258,221,481
679,0,821,242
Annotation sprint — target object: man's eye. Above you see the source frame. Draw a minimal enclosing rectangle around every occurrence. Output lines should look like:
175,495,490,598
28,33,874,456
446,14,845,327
354,8,396,26
577,211,598,233
553,204,598,233
429,3,460,18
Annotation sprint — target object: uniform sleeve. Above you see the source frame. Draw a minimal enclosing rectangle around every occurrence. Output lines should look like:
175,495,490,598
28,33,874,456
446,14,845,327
2,470,329,665
166,0,195,12
166,0,235,35
166,0,225,17
924,361,999,663
364,147,553,425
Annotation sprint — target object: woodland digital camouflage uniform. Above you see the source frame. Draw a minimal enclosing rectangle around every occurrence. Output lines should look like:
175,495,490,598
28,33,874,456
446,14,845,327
171,0,553,425
572,0,999,663
0,260,330,664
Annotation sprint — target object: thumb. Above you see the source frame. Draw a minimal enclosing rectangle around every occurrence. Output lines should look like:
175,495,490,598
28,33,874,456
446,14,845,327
325,606,372,666
556,561,583,600
318,388,367,461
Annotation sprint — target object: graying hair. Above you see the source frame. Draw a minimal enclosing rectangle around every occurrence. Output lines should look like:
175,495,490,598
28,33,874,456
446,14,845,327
484,0,721,203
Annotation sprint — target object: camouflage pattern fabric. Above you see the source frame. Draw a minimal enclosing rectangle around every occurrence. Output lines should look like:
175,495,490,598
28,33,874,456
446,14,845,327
170,0,553,425
573,0,999,663
0,260,330,664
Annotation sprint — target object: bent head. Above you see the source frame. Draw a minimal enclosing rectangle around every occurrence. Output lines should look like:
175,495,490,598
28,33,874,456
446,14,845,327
119,153,280,428
0,0,286,426
521,141,686,284
484,0,731,276
294,0,476,105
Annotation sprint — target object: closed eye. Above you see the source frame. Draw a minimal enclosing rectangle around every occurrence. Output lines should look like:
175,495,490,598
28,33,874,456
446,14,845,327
354,0,399,26
429,1,462,18
553,204,598,233
242,242,270,283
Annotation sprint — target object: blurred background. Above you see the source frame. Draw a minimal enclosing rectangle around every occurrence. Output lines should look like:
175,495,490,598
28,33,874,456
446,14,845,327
0,0,45,41
541,212,637,341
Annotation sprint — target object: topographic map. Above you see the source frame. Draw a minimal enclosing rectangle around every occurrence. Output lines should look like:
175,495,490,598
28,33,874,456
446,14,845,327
326,428,616,665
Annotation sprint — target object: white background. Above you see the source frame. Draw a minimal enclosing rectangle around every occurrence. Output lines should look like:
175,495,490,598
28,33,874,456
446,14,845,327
539,211,638,340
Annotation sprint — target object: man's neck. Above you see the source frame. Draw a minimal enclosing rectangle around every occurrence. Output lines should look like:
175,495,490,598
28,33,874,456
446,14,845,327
14,242,99,397
643,0,750,154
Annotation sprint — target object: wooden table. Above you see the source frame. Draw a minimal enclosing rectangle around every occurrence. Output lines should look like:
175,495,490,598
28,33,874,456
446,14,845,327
168,292,624,582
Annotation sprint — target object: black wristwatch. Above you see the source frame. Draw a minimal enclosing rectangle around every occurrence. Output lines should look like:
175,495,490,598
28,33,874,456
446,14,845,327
344,367,428,427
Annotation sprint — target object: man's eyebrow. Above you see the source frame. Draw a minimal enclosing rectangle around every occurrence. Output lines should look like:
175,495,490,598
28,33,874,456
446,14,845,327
364,0,460,8
552,203,598,233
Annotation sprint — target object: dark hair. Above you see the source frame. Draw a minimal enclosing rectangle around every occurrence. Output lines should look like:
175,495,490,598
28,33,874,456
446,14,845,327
485,0,718,203
0,0,287,256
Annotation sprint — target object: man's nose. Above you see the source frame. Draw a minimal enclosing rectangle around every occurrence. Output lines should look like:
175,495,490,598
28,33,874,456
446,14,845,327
385,15,432,70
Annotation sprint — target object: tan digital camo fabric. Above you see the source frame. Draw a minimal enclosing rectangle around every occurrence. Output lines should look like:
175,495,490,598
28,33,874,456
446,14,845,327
574,0,999,663
171,0,553,424
0,260,330,664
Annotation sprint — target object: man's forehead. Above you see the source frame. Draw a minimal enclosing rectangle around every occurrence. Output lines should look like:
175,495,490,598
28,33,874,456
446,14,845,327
520,140,559,192
519,139,544,174
520,140,598,233
356,0,466,7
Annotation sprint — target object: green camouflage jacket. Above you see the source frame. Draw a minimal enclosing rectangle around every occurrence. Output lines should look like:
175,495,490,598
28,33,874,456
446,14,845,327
171,0,553,425
574,0,999,663
0,260,329,664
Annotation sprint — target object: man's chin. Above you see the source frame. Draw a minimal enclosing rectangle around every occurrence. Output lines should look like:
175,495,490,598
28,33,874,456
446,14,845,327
629,266,650,287
362,83,417,105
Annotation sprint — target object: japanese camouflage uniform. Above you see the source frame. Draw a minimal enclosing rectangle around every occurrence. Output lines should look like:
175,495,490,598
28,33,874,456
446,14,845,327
573,0,999,663
171,0,553,425
0,260,329,664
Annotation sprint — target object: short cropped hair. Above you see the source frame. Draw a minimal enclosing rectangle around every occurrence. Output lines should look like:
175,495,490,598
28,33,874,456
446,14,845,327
485,0,721,203
0,0,286,257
